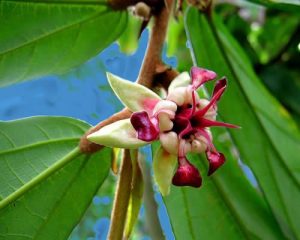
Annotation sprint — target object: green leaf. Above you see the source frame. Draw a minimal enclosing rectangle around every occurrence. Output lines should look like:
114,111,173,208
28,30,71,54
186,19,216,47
245,0,300,14
159,127,285,239
0,116,112,239
185,8,300,238
118,14,141,54
248,13,299,64
0,0,127,87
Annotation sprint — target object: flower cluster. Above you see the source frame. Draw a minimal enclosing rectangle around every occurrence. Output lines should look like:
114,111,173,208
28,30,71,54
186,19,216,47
88,66,239,195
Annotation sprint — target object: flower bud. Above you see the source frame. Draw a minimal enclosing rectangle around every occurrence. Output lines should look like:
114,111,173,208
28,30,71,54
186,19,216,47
133,2,151,20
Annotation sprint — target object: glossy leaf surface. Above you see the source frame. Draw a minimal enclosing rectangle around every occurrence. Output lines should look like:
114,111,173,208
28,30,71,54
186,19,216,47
0,0,127,87
0,116,112,239
185,8,300,238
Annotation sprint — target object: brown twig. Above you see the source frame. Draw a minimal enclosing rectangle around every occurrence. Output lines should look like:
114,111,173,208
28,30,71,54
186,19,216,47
136,0,172,87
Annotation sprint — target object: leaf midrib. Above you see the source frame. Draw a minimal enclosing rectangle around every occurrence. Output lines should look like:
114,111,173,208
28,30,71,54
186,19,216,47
0,2,110,56
0,137,79,155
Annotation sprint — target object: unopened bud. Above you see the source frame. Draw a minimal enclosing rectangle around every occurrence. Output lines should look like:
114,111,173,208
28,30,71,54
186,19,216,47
134,2,151,20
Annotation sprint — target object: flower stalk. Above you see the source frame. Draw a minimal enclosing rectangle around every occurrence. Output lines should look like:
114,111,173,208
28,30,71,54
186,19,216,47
107,149,133,240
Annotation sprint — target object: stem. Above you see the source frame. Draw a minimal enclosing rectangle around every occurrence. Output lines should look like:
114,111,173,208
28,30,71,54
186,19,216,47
80,0,177,153
0,147,81,210
107,149,133,240
137,0,173,88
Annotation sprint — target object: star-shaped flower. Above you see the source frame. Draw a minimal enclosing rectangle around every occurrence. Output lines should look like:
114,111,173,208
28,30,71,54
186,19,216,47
88,66,239,195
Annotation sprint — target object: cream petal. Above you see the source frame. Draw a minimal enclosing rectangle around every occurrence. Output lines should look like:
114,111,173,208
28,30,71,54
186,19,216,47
168,72,191,92
153,100,177,115
158,113,174,132
167,87,187,106
87,119,148,149
160,131,179,155
191,139,207,153
107,72,161,112
153,146,177,196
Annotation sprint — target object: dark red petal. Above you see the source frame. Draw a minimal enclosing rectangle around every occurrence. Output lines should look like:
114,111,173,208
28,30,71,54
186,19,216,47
197,118,240,129
130,111,159,142
193,83,227,118
190,66,217,89
206,150,226,176
172,157,202,187
212,77,227,102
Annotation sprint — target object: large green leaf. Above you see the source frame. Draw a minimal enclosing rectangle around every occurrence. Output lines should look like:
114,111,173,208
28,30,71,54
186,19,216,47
0,116,112,239
0,0,127,87
160,127,285,239
245,0,300,14
185,7,300,239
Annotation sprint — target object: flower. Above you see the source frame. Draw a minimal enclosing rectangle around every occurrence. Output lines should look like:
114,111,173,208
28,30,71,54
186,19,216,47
88,66,239,195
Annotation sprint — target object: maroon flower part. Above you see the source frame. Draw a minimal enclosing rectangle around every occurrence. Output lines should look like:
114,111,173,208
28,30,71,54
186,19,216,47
130,66,239,188
206,151,225,176
131,111,159,141
172,156,202,187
